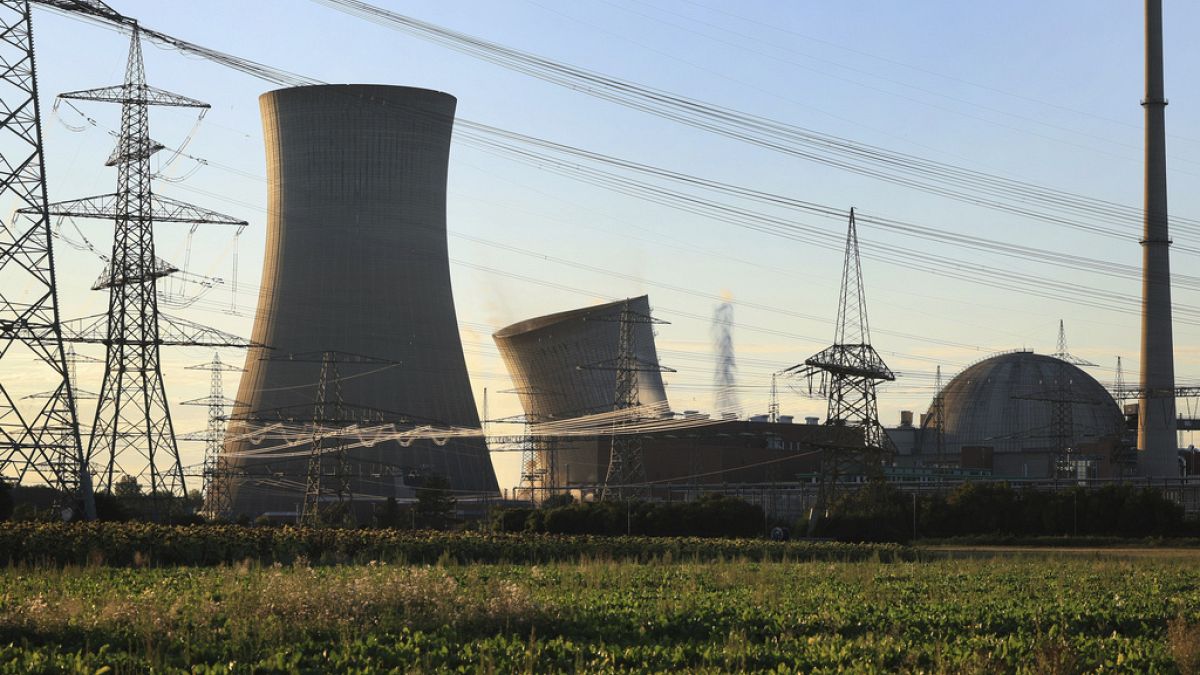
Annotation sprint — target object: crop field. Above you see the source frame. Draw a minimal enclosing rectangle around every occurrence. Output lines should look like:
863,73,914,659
3,552,1200,673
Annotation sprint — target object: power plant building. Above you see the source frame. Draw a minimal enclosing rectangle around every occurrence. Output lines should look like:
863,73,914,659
888,351,1127,478
221,84,498,517
495,297,857,490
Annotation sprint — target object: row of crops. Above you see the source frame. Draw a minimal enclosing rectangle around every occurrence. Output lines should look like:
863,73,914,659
0,522,915,566
2,556,1199,671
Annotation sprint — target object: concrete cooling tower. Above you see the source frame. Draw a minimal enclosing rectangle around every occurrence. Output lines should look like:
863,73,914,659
493,296,669,486
223,84,498,518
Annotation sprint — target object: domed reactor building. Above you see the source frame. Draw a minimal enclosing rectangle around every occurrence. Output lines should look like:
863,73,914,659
888,350,1128,479
219,85,499,519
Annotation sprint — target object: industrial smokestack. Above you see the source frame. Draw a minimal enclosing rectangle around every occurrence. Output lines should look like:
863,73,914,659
1138,0,1178,476
711,296,738,417
221,85,499,517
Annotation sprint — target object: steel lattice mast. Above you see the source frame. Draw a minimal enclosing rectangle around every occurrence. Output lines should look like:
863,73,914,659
786,209,894,532
301,351,354,525
0,0,95,518
21,25,248,513
180,353,242,518
788,209,895,457
581,299,673,501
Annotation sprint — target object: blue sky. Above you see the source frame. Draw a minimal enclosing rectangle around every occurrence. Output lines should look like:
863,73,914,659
27,0,1200,491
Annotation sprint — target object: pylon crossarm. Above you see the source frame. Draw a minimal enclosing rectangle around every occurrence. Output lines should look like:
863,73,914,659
26,192,246,225
59,83,208,108
30,1,120,21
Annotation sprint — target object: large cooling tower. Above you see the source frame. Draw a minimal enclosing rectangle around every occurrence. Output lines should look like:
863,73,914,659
493,296,669,486
223,84,498,517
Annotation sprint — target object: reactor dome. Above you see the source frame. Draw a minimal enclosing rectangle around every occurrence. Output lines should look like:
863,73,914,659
918,350,1124,478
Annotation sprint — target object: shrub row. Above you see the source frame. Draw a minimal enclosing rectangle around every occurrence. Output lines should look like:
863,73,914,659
811,481,1190,543
494,494,764,538
0,522,916,567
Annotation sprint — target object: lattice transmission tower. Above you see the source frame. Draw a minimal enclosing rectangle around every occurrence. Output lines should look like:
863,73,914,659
785,209,894,530
20,25,248,512
1013,321,1101,477
581,299,673,501
787,209,895,465
226,350,402,525
179,353,242,518
0,0,109,519
932,364,946,465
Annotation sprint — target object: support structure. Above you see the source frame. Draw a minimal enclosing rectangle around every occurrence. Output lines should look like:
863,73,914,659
179,353,242,519
0,0,94,519
787,209,895,462
227,350,401,525
768,372,780,424
785,209,894,530
1050,320,1097,464
1138,0,1178,477
23,26,247,514
1012,322,1103,477
581,299,673,501
302,351,351,525
933,364,946,464
496,386,561,502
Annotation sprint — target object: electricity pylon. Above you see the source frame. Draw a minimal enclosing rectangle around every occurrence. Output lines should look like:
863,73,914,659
180,353,242,519
928,364,947,465
785,209,895,532
1014,321,1101,477
0,0,94,519
21,25,247,516
581,299,673,501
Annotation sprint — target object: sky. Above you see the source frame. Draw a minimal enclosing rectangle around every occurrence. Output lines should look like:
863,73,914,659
17,0,1200,493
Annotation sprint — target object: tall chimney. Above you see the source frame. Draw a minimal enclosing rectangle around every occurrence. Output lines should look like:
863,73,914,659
1138,0,1178,476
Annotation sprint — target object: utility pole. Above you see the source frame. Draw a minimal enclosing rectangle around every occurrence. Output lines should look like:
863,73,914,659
1138,0,1178,477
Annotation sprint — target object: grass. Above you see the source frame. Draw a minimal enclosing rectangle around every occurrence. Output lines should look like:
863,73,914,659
3,553,1200,672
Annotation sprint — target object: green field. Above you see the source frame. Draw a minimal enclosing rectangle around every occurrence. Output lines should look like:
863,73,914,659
4,552,1200,673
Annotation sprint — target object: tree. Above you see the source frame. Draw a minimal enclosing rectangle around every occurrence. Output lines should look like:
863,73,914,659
0,478,12,522
113,475,142,498
374,497,404,529
415,475,456,530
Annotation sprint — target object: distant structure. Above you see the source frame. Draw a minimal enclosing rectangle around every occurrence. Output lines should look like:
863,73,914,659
493,296,668,491
495,297,856,498
223,85,498,518
180,353,242,518
889,351,1125,479
1138,0,1178,476
711,300,739,417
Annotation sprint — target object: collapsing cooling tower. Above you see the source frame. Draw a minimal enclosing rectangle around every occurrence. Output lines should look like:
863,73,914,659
493,296,670,486
223,85,498,517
